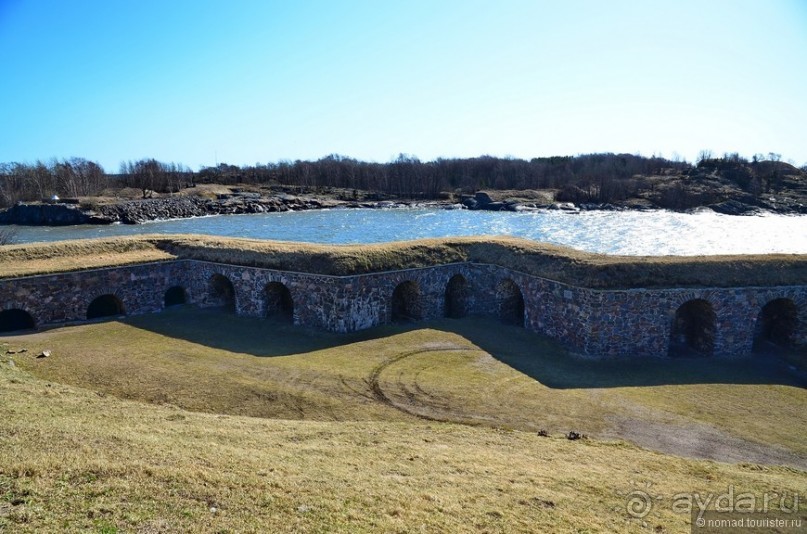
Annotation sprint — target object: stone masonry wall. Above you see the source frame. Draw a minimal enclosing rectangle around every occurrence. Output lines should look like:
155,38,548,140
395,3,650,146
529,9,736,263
1,259,805,358
0,261,190,325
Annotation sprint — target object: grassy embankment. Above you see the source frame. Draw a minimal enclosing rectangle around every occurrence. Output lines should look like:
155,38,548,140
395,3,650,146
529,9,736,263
2,234,806,289
1,309,805,532
0,235,805,531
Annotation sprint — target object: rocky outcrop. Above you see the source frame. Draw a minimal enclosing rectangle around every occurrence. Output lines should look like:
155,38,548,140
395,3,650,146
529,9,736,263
97,195,329,224
0,192,461,226
0,194,332,226
461,191,519,212
0,203,110,226
2,186,805,226
707,200,764,216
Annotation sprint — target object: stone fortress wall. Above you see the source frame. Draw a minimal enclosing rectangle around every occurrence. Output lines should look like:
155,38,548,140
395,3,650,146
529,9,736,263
1,256,805,358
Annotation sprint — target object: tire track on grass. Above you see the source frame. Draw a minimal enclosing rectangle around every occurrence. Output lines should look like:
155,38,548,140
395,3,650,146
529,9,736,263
368,346,478,423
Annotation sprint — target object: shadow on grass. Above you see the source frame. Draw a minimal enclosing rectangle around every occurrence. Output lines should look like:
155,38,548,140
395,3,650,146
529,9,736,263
123,305,406,357
124,306,807,390
435,318,807,389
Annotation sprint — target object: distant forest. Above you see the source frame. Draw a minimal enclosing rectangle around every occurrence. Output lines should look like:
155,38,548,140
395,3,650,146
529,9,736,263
0,152,803,208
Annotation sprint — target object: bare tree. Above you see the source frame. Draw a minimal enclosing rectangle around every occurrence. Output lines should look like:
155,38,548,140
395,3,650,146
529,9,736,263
121,159,162,198
0,163,22,206
54,157,105,198
696,149,714,166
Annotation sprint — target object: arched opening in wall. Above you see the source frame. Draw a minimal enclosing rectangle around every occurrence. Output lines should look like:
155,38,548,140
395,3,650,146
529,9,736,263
391,281,422,323
444,274,468,319
669,299,716,357
497,279,525,326
0,309,36,333
209,274,236,312
753,298,798,352
87,295,125,320
265,282,293,322
164,286,187,307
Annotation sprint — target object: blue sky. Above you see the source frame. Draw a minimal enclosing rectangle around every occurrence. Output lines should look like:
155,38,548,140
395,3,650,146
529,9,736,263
1,0,806,171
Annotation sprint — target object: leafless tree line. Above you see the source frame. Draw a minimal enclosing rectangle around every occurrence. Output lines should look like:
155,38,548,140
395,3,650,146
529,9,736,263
1,152,801,209
697,152,789,194
0,158,193,206
197,152,690,201
0,158,105,206
118,159,194,199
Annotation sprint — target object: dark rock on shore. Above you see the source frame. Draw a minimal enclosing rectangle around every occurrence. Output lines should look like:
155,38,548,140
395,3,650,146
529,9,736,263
0,203,105,226
460,191,519,211
547,202,579,212
578,203,621,211
0,194,330,226
754,196,807,215
708,200,764,216
97,195,329,224
474,191,494,206
0,193,458,226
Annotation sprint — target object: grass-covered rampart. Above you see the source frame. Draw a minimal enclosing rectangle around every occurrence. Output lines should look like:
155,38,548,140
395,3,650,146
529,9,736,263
1,234,806,288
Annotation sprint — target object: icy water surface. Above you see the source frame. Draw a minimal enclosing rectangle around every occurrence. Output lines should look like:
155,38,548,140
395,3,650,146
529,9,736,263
8,208,807,256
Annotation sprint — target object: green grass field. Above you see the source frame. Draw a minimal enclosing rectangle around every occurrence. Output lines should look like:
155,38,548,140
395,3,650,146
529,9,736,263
1,308,805,532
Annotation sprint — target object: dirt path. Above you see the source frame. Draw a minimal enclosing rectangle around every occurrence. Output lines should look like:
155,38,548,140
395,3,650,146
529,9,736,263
603,413,807,470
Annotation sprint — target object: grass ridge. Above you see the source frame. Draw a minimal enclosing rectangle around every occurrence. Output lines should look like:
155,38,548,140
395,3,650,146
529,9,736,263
2,233,806,288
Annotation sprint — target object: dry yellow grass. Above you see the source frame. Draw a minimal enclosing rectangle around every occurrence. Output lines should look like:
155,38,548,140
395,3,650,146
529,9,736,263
0,236,176,278
6,310,804,454
2,234,806,289
1,311,805,533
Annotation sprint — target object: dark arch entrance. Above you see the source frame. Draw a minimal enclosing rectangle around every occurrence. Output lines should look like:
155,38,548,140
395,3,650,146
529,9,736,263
265,282,293,322
497,279,524,326
669,299,716,357
0,309,35,333
754,298,798,351
391,281,422,322
164,286,187,307
87,294,125,320
209,274,236,312
444,274,468,319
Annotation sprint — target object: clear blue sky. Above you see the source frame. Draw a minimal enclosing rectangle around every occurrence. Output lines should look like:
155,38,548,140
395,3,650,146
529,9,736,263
1,0,806,171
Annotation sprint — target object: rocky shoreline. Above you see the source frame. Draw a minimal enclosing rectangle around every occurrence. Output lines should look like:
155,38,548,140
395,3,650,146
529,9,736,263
0,189,803,226
0,192,454,226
